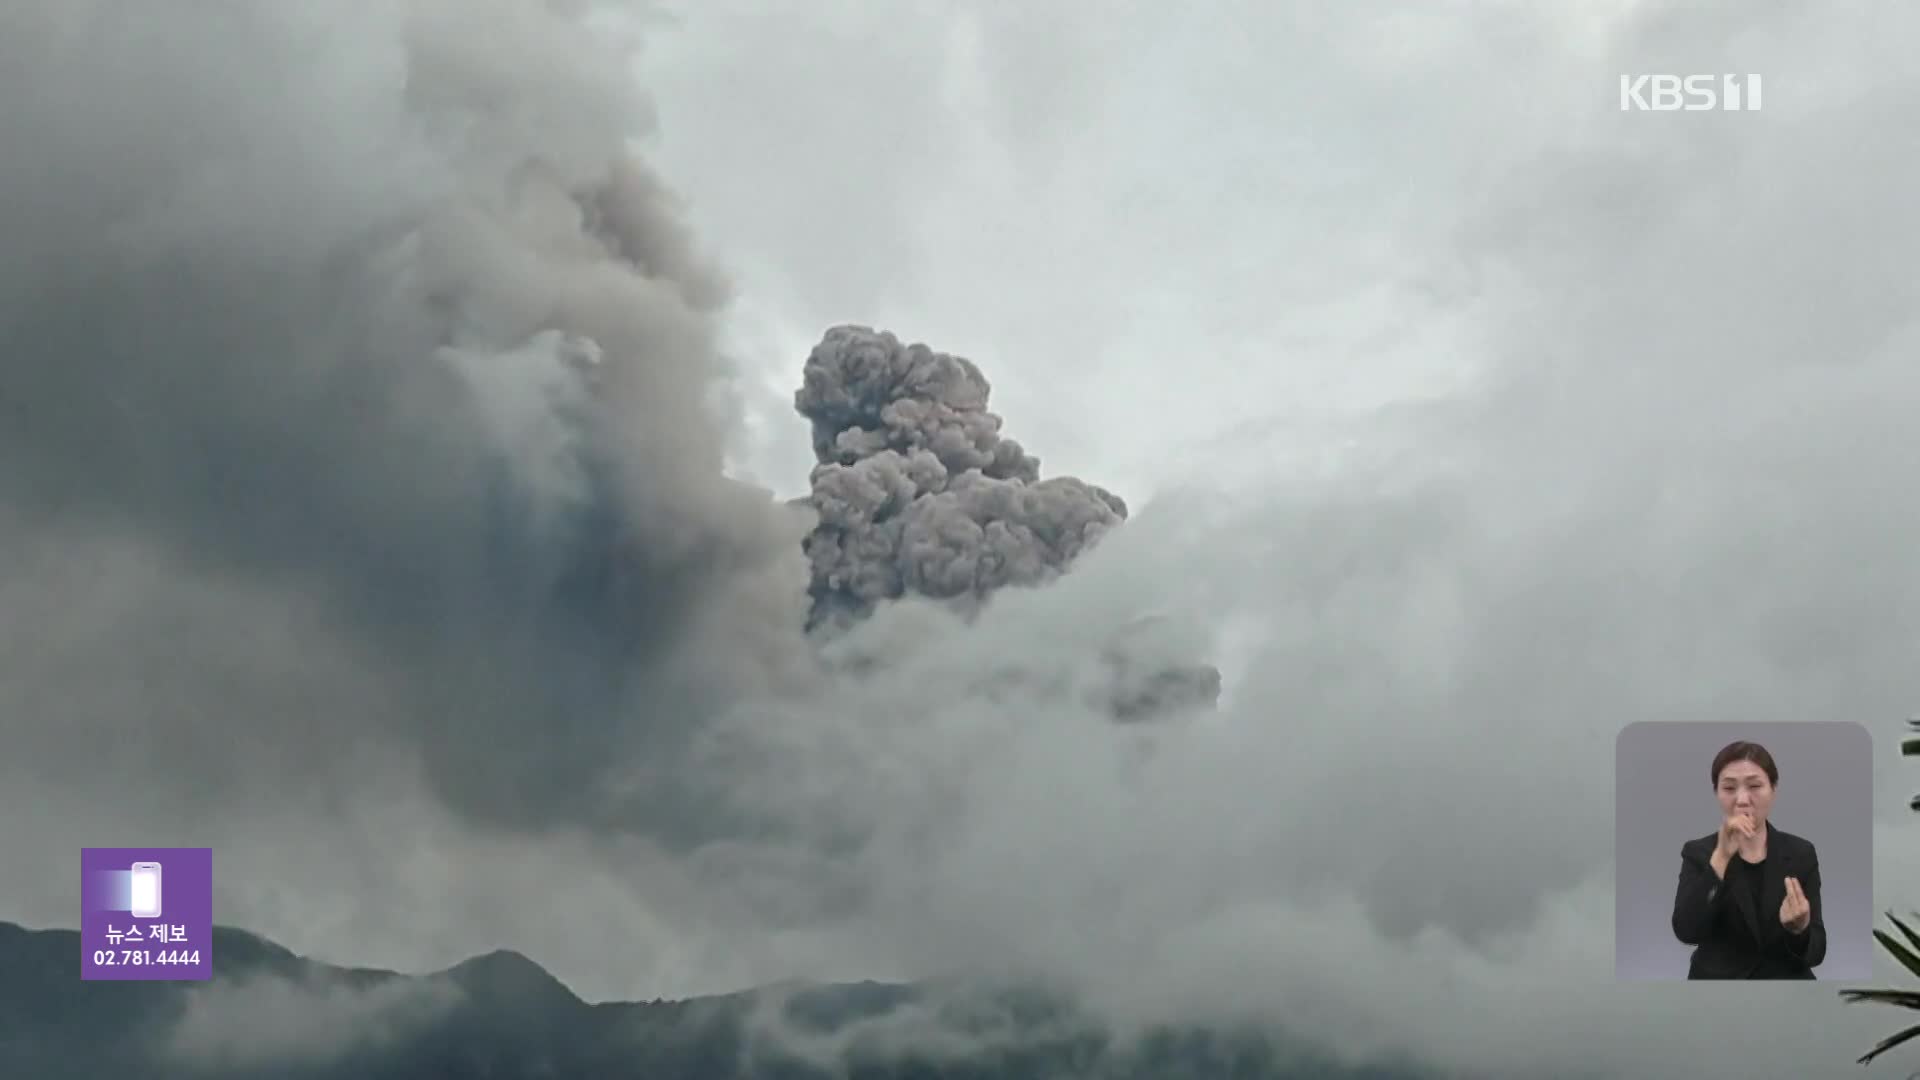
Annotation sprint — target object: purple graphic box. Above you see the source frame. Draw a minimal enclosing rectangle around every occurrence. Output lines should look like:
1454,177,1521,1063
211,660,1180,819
81,847,212,981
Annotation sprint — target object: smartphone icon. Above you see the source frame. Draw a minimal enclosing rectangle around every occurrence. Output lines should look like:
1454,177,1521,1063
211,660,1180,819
129,862,162,919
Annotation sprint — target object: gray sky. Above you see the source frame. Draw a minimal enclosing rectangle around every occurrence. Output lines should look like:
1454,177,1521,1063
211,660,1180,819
5,1,1920,1077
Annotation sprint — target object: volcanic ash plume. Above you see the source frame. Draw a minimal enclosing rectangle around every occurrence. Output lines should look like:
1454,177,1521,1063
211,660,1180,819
0,0,816,837
794,326,1128,632
794,325,1220,717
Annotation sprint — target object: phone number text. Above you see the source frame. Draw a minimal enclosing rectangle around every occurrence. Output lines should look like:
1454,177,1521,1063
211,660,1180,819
91,949,201,966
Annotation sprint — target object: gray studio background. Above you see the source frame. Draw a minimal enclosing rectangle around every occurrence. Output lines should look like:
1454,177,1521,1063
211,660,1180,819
1615,720,1873,981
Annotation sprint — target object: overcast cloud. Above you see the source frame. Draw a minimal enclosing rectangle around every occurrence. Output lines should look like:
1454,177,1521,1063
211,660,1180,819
5,1,1920,1077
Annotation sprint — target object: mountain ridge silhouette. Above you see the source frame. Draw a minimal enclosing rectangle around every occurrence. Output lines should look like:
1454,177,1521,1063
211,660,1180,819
0,919,1442,1079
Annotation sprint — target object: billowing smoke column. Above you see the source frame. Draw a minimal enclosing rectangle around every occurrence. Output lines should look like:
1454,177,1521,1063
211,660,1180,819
794,325,1220,717
0,0,1213,872
795,326,1128,632
0,0,817,840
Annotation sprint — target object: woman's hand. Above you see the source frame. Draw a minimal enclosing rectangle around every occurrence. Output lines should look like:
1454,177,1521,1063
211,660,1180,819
1716,813,1759,859
1780,876,1811,934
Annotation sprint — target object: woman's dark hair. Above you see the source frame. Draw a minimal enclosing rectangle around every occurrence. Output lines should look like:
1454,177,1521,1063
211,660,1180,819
1711,741,1779,788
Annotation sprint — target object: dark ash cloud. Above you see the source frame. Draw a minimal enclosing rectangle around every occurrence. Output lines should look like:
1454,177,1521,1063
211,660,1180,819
796,325,1127,631
792,325,1220,716
0,0,816,843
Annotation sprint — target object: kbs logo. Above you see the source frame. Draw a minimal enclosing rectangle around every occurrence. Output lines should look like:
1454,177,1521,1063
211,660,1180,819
1619,74,1762,112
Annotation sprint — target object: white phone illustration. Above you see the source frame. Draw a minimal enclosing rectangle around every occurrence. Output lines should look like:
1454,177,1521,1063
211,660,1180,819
129,862,162,919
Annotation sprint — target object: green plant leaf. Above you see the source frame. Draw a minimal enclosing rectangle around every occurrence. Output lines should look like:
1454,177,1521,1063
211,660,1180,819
1840,989,1920,1009
1858,1023,1920,1066
1877,928,1920,981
